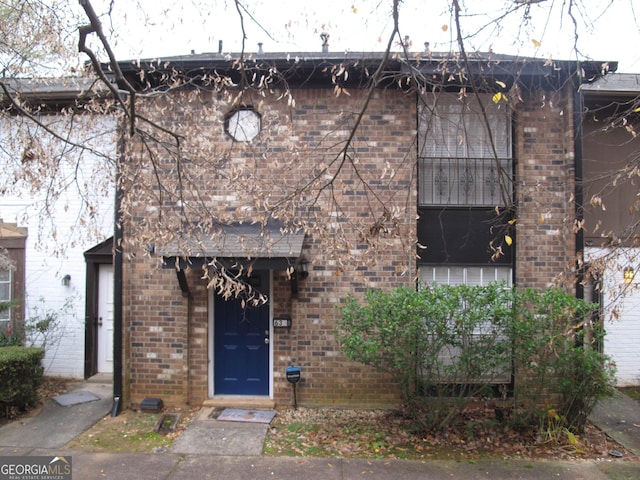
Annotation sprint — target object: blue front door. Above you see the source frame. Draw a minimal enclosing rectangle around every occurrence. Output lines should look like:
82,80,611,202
214,271,270,395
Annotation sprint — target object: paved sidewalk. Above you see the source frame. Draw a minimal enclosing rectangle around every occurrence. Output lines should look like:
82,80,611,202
0,448,625,480
590,390,640,456
0,381,111,449
0,379,638,479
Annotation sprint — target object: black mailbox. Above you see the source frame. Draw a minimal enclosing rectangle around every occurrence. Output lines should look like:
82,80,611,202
286,365,301,384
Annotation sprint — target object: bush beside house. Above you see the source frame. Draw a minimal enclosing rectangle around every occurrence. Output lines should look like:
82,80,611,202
0,300,53,417
337,284,616,433
0,346,44,416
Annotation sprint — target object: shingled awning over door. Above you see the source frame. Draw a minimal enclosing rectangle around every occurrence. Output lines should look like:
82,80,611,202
158,222,305,271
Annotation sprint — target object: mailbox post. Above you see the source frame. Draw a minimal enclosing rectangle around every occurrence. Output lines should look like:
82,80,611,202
285,365,301,409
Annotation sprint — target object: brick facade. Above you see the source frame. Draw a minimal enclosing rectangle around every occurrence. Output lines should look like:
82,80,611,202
512,86,578,399
514,86,577,289
120,68,582,409
121,87,416,407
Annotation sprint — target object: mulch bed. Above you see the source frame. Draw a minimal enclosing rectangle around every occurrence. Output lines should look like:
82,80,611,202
264,406,634,461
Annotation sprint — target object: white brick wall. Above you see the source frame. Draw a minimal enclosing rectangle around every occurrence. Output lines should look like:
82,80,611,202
587,247,640,386
0,114,115,378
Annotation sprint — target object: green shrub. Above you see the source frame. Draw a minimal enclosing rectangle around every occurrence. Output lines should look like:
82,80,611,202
0,346,45,416
512,287,616,432
337,283,516,429
0,327,23,347
0,299,22,346
336,284,616,433
0,297,69,349
23,296,69,349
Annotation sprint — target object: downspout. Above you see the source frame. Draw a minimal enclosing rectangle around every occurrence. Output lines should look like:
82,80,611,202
111,132,124,417
186,289,192,405
176,270,192,404
573,80,585,300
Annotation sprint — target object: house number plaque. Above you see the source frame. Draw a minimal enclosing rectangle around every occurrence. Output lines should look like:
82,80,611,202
273,316,292,328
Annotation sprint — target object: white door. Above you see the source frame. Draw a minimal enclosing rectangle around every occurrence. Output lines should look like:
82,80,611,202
97,264,114,373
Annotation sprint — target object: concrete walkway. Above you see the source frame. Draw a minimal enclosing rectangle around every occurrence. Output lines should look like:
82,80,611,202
0,379,638,479
170,407,269,456
0,380,111,449
590,390,640,456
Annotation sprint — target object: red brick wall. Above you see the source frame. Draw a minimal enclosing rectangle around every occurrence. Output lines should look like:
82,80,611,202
121,83,578,408
514,86,577,289
122,262,189,405
121,87,417,407
512,86,577,402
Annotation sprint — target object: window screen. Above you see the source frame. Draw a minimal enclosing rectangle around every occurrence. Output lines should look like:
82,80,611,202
419,94,512,206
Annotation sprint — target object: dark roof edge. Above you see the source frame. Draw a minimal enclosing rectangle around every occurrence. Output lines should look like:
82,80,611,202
111,51,617,90
580,72,640,95
0,76,113,101
115,50,615,69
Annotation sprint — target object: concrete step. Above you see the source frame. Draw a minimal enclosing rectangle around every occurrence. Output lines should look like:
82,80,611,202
203,397,275,410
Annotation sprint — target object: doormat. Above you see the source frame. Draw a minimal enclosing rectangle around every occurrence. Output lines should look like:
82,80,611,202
211,408,276,424
53,390,100,407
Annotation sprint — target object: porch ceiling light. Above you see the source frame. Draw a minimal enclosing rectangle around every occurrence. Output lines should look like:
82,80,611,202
623,266,635,284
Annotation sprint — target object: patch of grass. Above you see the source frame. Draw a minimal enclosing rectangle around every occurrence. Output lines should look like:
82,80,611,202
67,407,196,453
597,461,640,480
619,386,640,404
263,420,328,457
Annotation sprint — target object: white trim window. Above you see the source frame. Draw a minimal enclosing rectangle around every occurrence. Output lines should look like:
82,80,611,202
419,266,512,287
418,265,513,385
0,269,12,327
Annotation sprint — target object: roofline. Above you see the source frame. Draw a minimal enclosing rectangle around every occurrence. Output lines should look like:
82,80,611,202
0,220,28,238
115,50,614,69
0,52,619,102
0,76,113,104
580,72,640,96
110,51,617,92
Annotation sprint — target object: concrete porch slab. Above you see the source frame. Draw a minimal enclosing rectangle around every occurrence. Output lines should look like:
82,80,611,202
169,407,268,456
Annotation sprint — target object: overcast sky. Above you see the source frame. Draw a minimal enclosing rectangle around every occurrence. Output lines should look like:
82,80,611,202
92,0,640,72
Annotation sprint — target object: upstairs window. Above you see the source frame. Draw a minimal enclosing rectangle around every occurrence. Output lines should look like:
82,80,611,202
419,94,512,207
417,93,514,267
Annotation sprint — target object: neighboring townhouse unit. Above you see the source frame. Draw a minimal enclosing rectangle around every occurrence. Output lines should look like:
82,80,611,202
106,50,615,408
0,221,27,333
0,78,115,378
581,73,640,386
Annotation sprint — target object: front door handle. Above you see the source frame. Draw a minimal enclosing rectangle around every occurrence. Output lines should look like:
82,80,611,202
264,337,270,344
